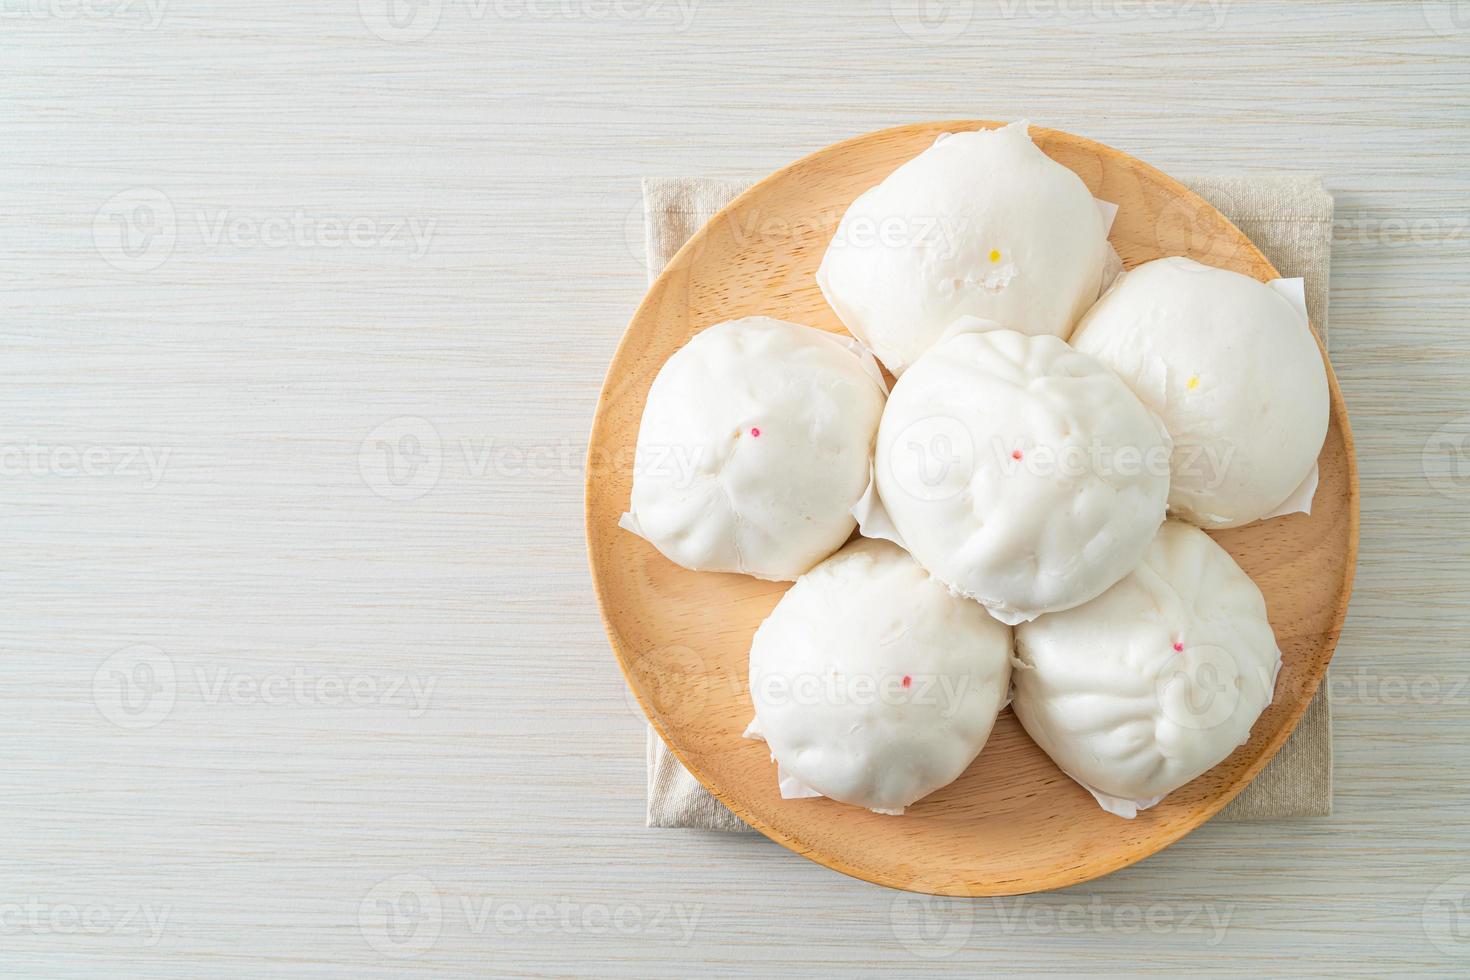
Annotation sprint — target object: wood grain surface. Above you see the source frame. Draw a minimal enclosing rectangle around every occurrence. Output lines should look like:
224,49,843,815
2,1,1468,975
589,120,1356,895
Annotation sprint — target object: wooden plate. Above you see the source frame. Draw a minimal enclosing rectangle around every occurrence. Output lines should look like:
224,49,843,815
585,121,1358,896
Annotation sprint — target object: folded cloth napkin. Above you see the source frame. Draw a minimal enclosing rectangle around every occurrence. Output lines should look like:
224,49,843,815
641,173,1336,830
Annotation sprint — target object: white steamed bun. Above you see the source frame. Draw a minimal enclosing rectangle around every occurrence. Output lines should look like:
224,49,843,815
816,121,1110,375
867,325,1170,624
745,537,1013,815
1011,521,1282,818
621,316,886,580
1071,256,1329,528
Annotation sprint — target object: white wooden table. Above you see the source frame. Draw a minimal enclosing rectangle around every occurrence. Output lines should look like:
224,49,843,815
3,3,1469,975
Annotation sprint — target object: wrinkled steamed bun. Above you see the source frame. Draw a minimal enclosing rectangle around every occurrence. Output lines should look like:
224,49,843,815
1012,521,1282,818
816,121,1110,375
1071,256,1329,528
745,538,1012,815
621,316,886,581
869,325,1170,624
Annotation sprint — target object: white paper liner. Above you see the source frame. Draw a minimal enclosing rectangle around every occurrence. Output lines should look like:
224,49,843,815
620,510,789,582
850,463,908,551
1267,276,1309,324
1100,244,1125,296
1260,462,1319,521
1260,276,1317,521
776,766,824,800
742,721,822,799
853,476,1036,626
746,717,905,816
618,510,645,539
1094,198,1123,300
1077,781,1168,820
743,715,902,814
974,602,1034,628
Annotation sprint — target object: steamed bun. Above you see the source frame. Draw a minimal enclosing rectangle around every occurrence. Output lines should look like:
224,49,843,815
816,121,1110,375
1071,256,1329,528
869,325,1170,624
621,316,886,580
1011,521,1282,818
745,537,1013,815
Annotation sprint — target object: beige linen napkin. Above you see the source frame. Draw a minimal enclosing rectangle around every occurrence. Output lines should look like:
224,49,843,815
641,174,1335,830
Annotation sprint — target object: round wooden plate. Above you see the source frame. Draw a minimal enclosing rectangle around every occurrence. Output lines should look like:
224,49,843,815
586,121,1358,896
